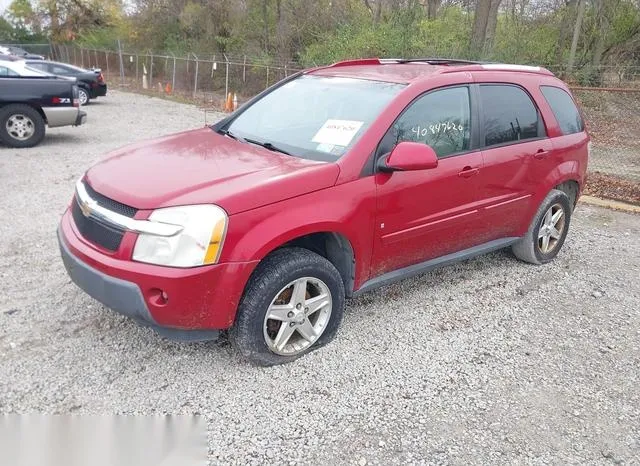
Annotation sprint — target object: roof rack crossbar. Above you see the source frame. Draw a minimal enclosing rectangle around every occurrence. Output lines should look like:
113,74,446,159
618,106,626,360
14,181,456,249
390,58,484,65
329,57,485,68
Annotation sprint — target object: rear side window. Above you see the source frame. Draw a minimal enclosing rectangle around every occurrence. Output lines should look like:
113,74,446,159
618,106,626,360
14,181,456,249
480,85,541,146
28,62,47,72
52,65,72,75
540,86,584,135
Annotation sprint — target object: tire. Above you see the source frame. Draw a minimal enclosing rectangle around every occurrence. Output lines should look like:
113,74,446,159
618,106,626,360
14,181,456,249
78,88,90,106
231,247,345,366
512,189,572,265
0,104,46,148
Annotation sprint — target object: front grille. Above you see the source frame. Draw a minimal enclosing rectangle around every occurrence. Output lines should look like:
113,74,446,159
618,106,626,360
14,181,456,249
71,181,138,252
83,182,138,218
72,199,124,251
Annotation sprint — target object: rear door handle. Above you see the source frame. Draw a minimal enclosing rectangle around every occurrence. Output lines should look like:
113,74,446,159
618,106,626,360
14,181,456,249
534,149,550,160
458,167,480,178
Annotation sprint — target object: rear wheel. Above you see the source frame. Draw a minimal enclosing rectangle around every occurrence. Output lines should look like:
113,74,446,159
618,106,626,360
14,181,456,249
78,88,90,106
231,247,345,366
0,104,46,148
512,189,572,265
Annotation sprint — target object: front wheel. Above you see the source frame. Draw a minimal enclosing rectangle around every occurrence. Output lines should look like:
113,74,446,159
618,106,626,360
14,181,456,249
512,189,572,265
0,104,46,148
231,247,345,366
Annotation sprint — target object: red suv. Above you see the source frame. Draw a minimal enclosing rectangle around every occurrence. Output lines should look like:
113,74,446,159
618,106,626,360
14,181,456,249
59,58,589,365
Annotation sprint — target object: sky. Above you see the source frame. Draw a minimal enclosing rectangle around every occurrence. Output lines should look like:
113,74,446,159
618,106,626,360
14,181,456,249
0,0,10,15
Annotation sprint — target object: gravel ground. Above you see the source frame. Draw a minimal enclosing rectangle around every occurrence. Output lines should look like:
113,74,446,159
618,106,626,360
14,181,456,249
1,91,639,465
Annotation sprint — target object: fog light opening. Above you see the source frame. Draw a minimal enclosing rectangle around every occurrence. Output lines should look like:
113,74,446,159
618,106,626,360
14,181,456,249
148,288,169,306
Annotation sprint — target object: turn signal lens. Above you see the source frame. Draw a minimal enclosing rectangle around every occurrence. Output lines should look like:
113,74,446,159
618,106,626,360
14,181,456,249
204,218,227,264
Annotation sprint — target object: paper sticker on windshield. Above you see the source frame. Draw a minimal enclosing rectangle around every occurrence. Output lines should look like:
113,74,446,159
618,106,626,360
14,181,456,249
312,120,364,147
316,143,335,153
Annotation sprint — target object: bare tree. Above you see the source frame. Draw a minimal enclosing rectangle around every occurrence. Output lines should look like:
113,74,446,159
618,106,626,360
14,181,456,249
262,0,269,52
484,0,501,52
567,0,585,73
426,0,442,18
554,0,577,65
470,0,502,57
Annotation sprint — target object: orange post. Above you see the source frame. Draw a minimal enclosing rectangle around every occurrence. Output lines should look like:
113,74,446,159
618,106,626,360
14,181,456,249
225,93,233,112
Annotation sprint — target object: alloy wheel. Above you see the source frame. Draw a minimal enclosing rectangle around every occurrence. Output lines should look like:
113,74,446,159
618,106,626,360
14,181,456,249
263,277,332,356
538,203,566,254
79,90,88,105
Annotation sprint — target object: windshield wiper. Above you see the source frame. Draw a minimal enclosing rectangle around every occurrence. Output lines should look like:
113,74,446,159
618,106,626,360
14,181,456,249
244,138,291,156
217,128,245,142
217,128,290,155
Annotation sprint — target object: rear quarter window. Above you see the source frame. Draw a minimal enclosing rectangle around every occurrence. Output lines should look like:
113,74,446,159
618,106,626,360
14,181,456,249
540,86,584,135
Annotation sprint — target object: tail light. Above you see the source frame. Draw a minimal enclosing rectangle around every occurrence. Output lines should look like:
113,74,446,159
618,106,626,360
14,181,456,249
72,85,80,108
97,72,105,84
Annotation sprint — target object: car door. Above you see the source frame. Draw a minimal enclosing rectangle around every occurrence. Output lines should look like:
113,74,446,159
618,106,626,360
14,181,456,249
474,83,554,241
370,85,485,278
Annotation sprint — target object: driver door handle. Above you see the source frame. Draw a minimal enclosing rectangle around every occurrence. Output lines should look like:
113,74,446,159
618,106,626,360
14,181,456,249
458,166,480,178
534,149,550,160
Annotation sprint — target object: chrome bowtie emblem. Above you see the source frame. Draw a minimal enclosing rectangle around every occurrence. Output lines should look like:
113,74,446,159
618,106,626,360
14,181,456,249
79,198,97,218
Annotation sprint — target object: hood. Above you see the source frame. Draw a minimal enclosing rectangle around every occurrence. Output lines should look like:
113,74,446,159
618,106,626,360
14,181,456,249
85,127,340,215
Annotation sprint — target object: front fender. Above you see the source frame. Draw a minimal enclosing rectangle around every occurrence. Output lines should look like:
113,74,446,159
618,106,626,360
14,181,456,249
221,178,377,289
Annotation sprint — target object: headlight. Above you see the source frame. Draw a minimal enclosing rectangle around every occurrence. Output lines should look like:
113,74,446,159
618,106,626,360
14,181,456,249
133,205,227,267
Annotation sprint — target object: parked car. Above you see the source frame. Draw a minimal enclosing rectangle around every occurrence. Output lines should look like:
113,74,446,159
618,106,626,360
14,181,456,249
0,45,45,60
58,58,589,365
0,60,86,148
26,60,107,105
0,53,20,62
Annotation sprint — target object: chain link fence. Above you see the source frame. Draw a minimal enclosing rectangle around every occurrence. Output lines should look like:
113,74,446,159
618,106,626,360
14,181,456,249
49,44,300,108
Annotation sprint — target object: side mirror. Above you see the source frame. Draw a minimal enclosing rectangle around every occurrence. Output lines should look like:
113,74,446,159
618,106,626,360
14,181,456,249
378,141,439,172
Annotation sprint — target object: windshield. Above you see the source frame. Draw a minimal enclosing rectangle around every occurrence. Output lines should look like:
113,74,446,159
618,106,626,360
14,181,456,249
224,75,405,161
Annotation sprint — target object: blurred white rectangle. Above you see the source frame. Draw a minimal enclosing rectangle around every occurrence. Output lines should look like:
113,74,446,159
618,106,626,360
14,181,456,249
0,415,208,466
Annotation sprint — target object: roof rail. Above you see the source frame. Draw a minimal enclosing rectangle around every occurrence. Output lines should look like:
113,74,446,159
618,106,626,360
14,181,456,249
439,63,555,76
329,57,482,68
330,58,382,68
326,58,554,76
390,58,483,65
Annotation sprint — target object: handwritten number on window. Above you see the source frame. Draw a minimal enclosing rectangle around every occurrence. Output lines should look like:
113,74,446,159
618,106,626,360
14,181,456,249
411,122,464,138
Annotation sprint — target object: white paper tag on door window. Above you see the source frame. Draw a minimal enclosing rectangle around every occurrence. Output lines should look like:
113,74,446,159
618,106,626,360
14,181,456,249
312,120,364,147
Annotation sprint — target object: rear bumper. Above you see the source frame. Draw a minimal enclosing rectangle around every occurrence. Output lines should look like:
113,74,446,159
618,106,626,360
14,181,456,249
91,84,107,98
75,111,87,126
43,107,85,128
58,209,258,338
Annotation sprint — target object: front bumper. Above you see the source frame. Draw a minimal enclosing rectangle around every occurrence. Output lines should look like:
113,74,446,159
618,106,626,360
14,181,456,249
58,209,258,340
